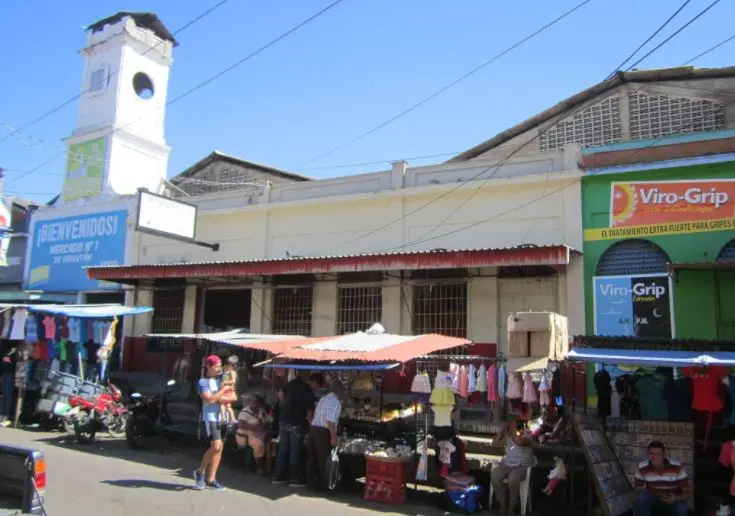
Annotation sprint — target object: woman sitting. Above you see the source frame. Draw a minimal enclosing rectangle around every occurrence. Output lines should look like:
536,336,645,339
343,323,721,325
235,393,272,475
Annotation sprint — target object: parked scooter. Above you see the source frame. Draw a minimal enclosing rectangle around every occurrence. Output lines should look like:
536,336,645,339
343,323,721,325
125,379,176,450
72,383,129,444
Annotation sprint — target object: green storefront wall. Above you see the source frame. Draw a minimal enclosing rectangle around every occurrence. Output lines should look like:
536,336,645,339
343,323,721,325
582,160,735,406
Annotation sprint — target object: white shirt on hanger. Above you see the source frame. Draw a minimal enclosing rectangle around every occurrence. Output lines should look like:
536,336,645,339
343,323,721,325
9,309,28,341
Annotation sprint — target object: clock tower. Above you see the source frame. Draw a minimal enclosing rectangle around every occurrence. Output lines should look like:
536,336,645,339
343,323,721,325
61,12,177,203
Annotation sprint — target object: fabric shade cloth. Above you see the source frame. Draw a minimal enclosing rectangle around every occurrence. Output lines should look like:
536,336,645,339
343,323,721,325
271,332,471,363
0,303,152,318
567,348,735,367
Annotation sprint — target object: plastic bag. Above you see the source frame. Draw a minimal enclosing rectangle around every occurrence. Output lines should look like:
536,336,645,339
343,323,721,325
327,447,341,491
416,442,428,482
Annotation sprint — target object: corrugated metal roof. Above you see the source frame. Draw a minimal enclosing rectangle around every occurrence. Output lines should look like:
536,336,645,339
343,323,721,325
87,245,575,271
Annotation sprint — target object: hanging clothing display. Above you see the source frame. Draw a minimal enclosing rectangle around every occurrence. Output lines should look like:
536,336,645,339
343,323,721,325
0,310,10,339
9,309,27,341
450,363,460,394
25,316,38,344
459,366,469,399
476,364,487,393
67,318,81,343
636,371,669,421
42,316,56,340
430,368,456,427
684,365,728,450
538,374,550,406
498,365,506,399
522,373,537,403
610,385,621,418
487,363,499,402
718,440,735,497
594,368,612,418
410,371,432,403
467,364,476,393
506,372,522,399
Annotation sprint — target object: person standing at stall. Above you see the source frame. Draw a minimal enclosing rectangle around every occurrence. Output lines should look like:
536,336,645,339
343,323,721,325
272,372,320,487
193,355,232,491
307,377,342,492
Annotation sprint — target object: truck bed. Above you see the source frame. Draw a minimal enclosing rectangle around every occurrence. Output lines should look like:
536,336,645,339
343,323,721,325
0,444,45,515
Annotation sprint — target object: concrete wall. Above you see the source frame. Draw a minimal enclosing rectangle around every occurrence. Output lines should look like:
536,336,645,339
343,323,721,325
131,147,585,348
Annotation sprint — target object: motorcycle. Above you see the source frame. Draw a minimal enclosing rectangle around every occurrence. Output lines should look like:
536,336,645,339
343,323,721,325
125,379,176,450
72,383,129,444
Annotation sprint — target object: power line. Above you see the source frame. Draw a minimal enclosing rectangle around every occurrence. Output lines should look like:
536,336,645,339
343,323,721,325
300,0,593,166
6,0,349,187
0,1,231,145
333,2,730,253
607,0,692,76
624,0,722,71
683,32,735,64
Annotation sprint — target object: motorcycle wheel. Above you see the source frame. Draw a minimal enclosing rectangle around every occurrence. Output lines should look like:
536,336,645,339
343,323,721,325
125,416,146,450
74,412,96,445
108,412,129,439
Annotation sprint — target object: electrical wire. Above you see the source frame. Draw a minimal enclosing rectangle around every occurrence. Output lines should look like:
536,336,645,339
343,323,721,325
323,1,730,251
300,0,593,166
5,0,349,187
624,0,722,71
683,32,735,65
0,0,231,144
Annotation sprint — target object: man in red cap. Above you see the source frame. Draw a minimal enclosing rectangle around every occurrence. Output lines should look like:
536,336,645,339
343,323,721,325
193,354,232,490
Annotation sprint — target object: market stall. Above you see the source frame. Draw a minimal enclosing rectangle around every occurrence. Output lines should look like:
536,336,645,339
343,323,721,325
566,342,735,514
0,303,153,427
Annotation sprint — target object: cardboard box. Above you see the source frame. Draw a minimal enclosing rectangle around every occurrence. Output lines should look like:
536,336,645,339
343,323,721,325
507,312,554,332
506,311,569,360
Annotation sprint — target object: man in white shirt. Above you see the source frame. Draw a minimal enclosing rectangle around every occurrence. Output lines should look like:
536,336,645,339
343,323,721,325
307,376,342,492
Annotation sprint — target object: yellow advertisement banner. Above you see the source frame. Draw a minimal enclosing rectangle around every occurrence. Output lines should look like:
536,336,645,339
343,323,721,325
63,137,107,202
584,217,734,241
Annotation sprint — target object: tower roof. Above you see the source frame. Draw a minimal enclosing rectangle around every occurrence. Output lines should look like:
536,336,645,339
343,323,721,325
87,12,178,47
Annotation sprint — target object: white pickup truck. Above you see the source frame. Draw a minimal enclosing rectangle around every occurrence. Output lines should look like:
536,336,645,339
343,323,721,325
0,444,46,515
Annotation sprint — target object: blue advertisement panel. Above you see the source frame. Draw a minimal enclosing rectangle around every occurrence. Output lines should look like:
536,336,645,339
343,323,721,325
593,274,673,338
25,210,128,292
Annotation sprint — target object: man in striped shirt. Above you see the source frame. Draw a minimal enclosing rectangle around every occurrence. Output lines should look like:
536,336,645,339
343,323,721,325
633,441,690,516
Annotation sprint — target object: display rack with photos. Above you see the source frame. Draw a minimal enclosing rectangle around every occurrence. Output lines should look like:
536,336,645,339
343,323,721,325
572,414,632,516
605,419,695,510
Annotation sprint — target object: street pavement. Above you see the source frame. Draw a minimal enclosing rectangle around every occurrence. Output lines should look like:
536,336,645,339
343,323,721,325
0,427,444,516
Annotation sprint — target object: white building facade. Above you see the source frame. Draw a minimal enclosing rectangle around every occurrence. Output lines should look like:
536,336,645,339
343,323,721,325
89,144,585,357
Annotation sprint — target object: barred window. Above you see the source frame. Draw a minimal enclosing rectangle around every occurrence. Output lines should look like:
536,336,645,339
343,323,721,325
412,282,468,339
150,288,186,333
629,90,726,140
272,286,313,336
539,96,622,151
336,285,382,334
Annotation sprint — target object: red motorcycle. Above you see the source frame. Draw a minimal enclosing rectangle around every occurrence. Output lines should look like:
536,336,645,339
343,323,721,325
71,383,129,444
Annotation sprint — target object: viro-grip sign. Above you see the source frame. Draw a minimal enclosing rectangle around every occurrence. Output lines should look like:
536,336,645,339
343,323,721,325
25,210,127,292
593,274,673,338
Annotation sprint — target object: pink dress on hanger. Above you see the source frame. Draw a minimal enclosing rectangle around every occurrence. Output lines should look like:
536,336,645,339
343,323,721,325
538,374,550,406
522,373,537,403
459,366,469,399
487,364,499,402
506,372,523,399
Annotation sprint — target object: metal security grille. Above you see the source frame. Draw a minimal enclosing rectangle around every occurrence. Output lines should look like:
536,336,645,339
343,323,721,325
539,96,622,151
717,239,735,261
336,285,382,334
272,286,313,336
150,288,186,333
596,239,670,276
412,282,468,341
629,90,726,140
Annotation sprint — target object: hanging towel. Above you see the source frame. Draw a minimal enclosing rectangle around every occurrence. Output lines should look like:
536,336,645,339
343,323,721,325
476,364,487,393
538,374,551,406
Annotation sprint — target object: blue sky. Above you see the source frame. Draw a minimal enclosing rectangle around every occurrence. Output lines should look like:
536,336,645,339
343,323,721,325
1,0,733,204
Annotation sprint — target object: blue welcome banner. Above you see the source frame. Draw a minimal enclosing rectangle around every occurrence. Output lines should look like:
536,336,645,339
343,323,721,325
25,210,128,292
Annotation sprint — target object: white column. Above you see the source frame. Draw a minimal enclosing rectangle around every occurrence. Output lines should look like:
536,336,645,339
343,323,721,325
312,281,337,336
564,254,585,337
381,276,402,333
250,286,273,334
181,285,198,333
468,276,498,345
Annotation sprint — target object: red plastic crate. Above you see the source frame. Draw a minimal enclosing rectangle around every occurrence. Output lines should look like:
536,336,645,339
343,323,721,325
364,479,406,505
365,458,409,484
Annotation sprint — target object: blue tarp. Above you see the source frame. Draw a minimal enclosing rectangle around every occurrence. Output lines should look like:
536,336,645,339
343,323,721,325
265,362,400,371
567,348,735,367
0,303,153,319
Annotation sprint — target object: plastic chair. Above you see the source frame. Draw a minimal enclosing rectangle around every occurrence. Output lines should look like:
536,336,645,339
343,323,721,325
489,465,533,515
